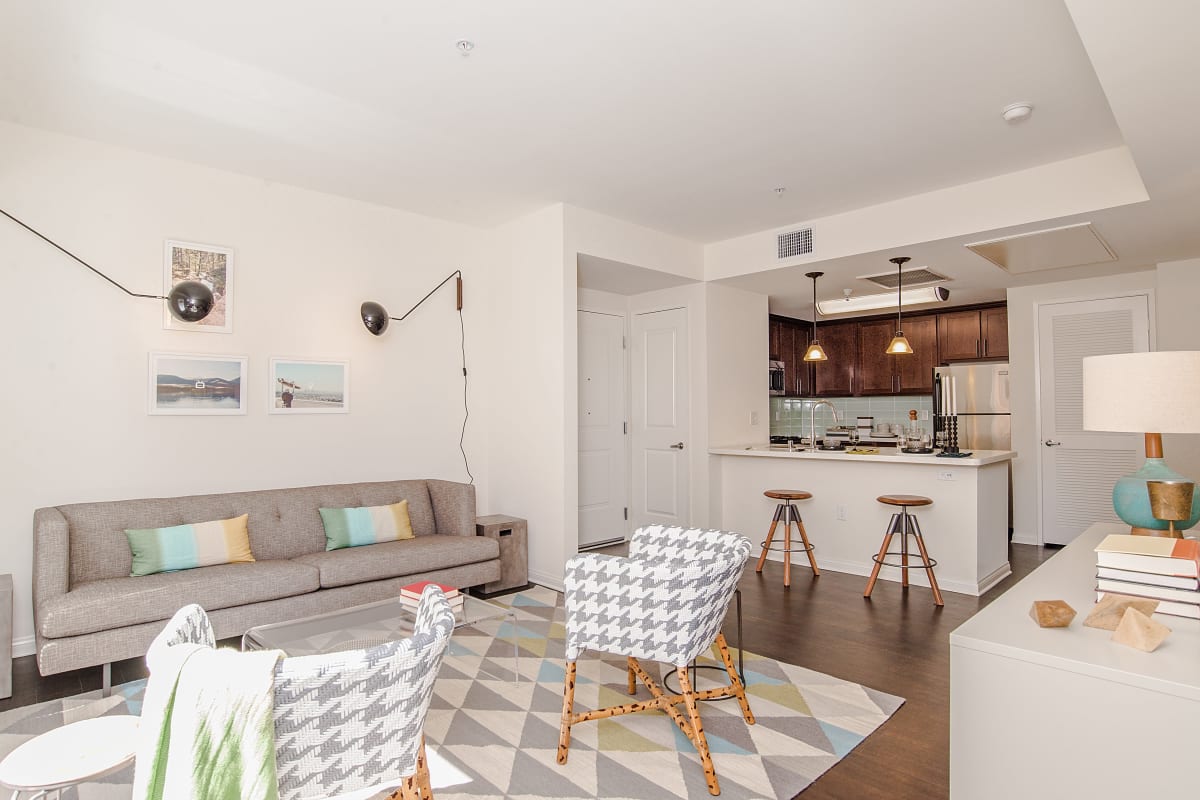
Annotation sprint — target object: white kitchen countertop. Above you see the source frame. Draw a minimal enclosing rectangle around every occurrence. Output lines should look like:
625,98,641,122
709,445,1016,467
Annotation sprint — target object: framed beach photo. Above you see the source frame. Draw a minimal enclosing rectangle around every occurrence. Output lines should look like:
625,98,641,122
269,358,350,414
163,240,234,333
149,353,248,415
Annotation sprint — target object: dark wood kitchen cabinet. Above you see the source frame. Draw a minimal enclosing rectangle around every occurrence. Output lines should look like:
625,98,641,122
769,316,810,396
938,305,1008,362
856,315,937,395
809,320,857,396
981,306,1009,359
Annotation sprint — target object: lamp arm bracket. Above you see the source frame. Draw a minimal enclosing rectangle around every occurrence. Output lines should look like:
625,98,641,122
392,269,464,322
0,208,165,300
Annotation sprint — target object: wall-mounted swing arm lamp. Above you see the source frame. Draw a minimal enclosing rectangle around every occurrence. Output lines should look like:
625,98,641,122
360,270,463,336
0,208,214,322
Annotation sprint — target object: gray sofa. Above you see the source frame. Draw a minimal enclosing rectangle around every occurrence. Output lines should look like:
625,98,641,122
33,479,499,679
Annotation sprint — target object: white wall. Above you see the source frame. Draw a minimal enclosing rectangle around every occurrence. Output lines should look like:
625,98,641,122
705,283,769,449
0,121,489,653
705,147,1147,280
565,205,703,281
1155,258,1200,484
1006,269,1156,545
485,204,572,589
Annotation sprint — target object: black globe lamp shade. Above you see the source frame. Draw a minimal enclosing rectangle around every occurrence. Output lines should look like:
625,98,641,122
166,281,215,323
361,301,390,336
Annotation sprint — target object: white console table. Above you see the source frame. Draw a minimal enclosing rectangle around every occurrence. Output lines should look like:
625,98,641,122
950,522,1199,800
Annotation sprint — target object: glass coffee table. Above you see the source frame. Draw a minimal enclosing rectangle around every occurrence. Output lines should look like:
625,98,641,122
242,594,519,683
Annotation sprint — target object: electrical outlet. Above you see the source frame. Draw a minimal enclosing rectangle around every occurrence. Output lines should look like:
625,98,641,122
919,409,930,421
750,411,760,426
938,471,956,481
836,504,847,521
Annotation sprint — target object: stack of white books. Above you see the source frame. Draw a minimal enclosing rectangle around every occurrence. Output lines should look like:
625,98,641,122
1094,534,1200,619
399,580,465,615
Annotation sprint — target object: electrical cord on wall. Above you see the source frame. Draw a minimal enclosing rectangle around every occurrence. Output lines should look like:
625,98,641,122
458,304,474,484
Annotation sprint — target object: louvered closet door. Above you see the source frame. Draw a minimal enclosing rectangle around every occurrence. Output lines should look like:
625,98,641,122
1038,296,1150,545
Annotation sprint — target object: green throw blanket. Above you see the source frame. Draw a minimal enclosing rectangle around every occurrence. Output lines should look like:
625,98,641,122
133,643,284,800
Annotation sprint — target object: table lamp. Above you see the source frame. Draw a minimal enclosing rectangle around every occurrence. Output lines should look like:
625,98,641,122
1082,351,1200,535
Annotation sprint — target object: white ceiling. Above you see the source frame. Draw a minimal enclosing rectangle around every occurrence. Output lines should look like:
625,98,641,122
2,1,1198,315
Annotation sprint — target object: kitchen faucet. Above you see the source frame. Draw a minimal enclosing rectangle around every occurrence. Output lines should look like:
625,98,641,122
807,400,841,451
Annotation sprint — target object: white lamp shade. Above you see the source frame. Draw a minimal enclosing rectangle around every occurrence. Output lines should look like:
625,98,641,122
1082,351,1200,433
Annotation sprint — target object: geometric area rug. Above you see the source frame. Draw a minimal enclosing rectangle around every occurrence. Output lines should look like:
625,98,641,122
0,586,902,799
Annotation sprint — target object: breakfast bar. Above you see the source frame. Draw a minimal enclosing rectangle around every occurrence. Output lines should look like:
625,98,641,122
709,446,1016,596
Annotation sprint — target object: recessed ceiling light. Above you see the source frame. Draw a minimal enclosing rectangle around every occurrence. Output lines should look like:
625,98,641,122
774,187,786,196
1002,102,1034,123
456,39,475,55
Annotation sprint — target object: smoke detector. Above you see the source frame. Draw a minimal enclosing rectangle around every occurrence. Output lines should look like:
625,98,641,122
1002,102,1033,123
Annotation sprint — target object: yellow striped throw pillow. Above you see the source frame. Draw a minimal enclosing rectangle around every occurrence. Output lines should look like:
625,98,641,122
320,500,415,550
124,514,255,577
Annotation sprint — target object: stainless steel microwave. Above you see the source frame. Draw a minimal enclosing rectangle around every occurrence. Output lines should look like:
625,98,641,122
769,360,785,395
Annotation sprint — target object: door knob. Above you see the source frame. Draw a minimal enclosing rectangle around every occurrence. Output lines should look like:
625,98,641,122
1044,440,1061,447
670,442,685,450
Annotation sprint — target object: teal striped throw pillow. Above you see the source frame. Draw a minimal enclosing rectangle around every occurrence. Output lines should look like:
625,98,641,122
320,499,415,551
124,514,255,577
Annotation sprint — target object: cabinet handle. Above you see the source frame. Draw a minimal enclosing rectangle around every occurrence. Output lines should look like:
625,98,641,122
976,340,981,357
984,338,989,356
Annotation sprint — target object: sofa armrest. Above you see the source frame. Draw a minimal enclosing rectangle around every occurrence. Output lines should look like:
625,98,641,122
426,480,476,537
33,507,70,625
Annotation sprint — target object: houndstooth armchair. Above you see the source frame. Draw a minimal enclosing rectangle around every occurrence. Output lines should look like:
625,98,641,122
143,585,455,800
557,525,755,796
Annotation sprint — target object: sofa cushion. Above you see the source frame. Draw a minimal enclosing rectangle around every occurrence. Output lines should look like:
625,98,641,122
292,535,500,589
125,513,255,576
320,500,415,550
38,560,320,639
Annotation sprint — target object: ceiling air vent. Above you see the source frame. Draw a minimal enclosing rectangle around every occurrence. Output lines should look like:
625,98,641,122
777,227,813,259
859,266,948,290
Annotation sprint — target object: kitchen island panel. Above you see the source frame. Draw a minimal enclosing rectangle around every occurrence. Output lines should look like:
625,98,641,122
711,449,1013,595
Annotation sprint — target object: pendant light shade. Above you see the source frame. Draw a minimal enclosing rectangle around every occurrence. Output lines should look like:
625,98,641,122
886,256,913,355
803,271,828,362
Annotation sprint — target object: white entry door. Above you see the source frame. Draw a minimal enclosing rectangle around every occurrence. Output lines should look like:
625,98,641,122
578,310,628,548
631,307,689,529
1038,295,1150,545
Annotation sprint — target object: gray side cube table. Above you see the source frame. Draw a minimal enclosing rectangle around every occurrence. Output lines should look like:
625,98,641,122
475,515,530,597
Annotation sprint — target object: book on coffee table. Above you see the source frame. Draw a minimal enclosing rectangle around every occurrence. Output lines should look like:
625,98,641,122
400,580,464,613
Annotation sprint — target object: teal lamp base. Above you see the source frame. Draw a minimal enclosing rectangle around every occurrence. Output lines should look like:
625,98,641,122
1112,457,1200,534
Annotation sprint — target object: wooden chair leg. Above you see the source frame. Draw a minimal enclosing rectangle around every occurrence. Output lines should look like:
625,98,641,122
911,528,945,607
677,668,721,796
627,656,637,694
557,661,577,764
417,736,434,800
755,509,781,573
793,507,820,576
715,633,755,725
782,505,793,587
864,515,898,598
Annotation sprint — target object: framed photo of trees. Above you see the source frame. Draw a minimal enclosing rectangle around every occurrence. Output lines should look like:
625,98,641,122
163,239,234,333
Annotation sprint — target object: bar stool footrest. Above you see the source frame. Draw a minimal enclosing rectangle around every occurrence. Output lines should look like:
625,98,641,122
759,540,815,555
871,552,938,570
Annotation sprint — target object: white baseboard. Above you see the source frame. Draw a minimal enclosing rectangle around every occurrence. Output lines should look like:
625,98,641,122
1010,531,1040,546
528,570,564,593
12,635,35,659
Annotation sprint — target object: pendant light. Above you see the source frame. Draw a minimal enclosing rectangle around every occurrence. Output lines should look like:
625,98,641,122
802,271,827,361
885,256,914,355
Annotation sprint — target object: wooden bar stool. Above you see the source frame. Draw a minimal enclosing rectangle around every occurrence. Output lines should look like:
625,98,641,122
755,490,818,587
863,494,944,606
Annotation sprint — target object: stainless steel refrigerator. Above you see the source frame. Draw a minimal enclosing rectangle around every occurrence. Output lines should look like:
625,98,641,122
934,362,1012,534
933,363,1011,450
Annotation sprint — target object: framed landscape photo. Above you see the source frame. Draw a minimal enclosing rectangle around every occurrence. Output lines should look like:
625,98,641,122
269,358,349,414
163,240,234,333
149,353,248,415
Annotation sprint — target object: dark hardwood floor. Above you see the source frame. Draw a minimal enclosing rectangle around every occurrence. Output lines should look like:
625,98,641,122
1,543,1054,799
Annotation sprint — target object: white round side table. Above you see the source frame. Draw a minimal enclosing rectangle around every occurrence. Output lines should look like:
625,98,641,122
0,715,139,799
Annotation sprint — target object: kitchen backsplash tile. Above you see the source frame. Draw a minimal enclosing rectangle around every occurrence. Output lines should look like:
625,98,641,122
770,395,934,438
